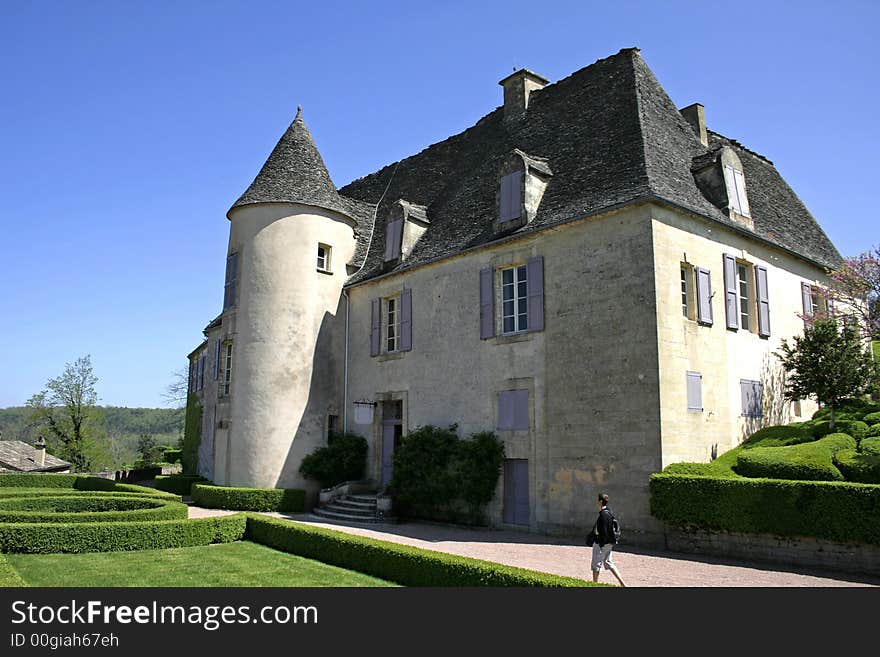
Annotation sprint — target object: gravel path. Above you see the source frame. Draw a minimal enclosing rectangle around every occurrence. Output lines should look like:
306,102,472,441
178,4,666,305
187,506,879,587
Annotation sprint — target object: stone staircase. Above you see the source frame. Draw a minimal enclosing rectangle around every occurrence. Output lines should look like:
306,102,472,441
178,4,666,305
312,493,396,524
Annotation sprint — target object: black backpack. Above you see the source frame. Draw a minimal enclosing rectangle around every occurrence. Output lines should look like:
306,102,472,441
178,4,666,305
609,510,621,544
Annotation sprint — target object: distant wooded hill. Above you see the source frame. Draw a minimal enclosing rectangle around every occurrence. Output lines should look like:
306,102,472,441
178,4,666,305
0,406,183,468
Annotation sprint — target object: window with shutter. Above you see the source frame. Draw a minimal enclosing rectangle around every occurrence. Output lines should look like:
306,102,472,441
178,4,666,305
221,342,233,396
499,171,523,223
384,218,403,262
497,390,529,431
502,265,528,334
223,253,239,310
385,295,401,352
695,267,713,326
740,379,763,418
686,372,703,412
755,266,770,337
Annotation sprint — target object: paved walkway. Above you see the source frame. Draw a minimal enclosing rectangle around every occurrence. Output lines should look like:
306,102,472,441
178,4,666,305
187,506,879,587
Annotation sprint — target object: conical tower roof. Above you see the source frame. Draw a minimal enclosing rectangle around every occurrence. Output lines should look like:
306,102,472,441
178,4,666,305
228,107,348,217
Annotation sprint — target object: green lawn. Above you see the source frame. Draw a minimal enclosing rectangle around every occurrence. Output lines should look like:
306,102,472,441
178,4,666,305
4,541,398,587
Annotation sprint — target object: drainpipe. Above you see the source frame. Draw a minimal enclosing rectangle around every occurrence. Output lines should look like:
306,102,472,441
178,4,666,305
342,288,350,433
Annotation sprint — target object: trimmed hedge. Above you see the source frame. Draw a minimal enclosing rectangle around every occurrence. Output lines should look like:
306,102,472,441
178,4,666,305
191,484,305,512
650,473,880,544
0,474,179,500
0,495,187,524
662,462,731,477
863,412,880,426
742,424,812,448
245,515,600,587
0,514,247,554
734,433,856,481
867,424,880,438
0,554,26,587
834,450,880,484
154,474,207,496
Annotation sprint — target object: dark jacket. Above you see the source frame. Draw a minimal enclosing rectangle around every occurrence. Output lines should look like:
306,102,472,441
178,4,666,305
594,507,617,547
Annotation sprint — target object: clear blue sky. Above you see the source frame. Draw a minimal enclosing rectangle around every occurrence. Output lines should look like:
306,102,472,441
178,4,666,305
1,1,877,408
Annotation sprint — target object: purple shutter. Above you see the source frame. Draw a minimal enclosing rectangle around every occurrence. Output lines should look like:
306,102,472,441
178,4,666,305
384,219,402,261
695,267,713,326
527,256,544,332
223,252,238,310
499,172,523,223
801,283,812,317
400,288,412,352
499,175,512,222
740,380,751,417
723,254,738,330
753,382,764,417
480,267,494,339
370,298,381,356
686,371,702,411
497,391,514,430
755,266,770,337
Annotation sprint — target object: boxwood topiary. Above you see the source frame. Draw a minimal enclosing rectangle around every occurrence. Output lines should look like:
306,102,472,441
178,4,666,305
0,495,187,524
863,412,880,426
868,424,880,438
649,473,880,544
743,425,812,448
861,437,880,455
662,463,726,476
244,515,600,587
191,484,305,512
0,513,247,554
733,433,856,481
833,450,880,484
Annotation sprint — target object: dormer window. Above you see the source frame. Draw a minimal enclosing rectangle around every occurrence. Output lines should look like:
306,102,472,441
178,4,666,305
494,150,552,233
384,200,429,266
723,164,750,217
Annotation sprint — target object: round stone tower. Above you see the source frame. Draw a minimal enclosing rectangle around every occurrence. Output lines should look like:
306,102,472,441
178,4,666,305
222,107,357,490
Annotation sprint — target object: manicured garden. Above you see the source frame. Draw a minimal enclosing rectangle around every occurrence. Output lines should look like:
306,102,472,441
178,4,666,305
651,398,880,543
0,472,601,587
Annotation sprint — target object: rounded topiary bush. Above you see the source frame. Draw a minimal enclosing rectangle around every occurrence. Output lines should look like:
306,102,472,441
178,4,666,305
861,436,880,455
743,425,811,448
863,412,880,426
834,450,880,484
868,424,880,438
734,433,855,482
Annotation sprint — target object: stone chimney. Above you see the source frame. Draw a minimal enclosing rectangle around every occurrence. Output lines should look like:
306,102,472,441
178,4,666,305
34,435,46,467
499,68,549,123
680,103,708,147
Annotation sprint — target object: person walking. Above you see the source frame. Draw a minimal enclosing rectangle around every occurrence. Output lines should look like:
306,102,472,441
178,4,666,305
588,492,626,587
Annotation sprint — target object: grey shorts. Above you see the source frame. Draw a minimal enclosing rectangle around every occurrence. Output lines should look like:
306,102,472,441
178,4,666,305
591,543,615,572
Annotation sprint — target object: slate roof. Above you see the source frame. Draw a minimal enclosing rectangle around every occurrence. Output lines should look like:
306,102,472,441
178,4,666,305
335,48,841,284
0,440,71,473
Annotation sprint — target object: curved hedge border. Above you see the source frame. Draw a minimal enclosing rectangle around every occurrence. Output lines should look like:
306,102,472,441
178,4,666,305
733,433,856,481
649,473,880,545
0,514,247,554
154,474,207,496
0,495,187,524
192,484,305,512
0,474,179,499
245,515,601,587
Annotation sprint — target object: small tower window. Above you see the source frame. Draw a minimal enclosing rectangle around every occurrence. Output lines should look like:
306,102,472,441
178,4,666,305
317,244,331,272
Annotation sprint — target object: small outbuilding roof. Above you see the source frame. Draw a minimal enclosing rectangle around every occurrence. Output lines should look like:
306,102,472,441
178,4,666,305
0,440,71,473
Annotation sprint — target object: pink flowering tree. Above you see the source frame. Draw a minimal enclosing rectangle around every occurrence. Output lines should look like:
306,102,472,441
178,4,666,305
816,245,880,340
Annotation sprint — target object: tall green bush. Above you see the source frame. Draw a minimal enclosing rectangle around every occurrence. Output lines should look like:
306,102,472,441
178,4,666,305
298,432,368,488
392,425,504,524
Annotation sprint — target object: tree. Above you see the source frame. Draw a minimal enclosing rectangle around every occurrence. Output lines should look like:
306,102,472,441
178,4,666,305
161,367,188,446
819,245,880,340
25,355,109,472
135,433,162,465
776,319,878,428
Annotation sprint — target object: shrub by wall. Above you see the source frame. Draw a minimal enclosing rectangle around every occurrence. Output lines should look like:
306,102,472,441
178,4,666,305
649,473,880,544
191,484,305,512
154,474,207,496
182,394,202,475
299,432,368,488
734,433,856,481
661,462,732,477
0,514,247,554
0,495,187,524
245,515,599,587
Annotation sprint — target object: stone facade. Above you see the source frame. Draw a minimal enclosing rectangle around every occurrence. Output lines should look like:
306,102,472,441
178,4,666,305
186,49,841,544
